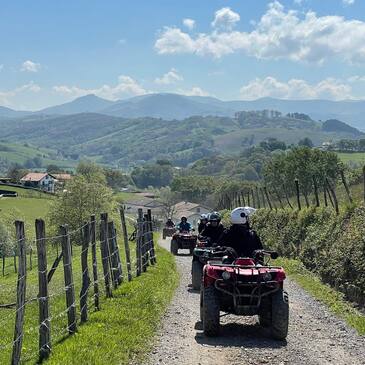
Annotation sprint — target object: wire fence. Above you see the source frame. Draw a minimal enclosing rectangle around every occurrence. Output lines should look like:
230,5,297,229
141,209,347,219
0,207,157,365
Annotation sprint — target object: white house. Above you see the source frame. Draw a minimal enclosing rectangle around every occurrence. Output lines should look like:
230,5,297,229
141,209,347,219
172,201,211,227
20,173,56,193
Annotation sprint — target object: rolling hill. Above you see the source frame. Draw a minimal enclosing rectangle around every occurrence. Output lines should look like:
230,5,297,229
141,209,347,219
1,94,365,131
0,111,362,168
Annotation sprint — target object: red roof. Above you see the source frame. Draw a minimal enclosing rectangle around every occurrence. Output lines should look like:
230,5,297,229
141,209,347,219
20,173,51,182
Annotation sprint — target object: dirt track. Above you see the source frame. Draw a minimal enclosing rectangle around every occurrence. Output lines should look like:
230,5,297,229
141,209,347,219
147,239,365,365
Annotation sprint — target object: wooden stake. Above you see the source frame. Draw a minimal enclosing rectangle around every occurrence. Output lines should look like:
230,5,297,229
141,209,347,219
264,187,273,210
136,209,143,276
147,209,156,265
60,225,76,334
100,213,112,298
312,176,320,207
340,170,353,204
35,219,51,361
11,221,27,365
119,207,132,281
295,179,301,210
90,215,100,310
80,222,90,323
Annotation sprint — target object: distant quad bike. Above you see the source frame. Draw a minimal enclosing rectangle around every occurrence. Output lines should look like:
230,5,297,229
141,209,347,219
162,226,176,239
192,242,229,290
200,249,289,340
170,230,197,255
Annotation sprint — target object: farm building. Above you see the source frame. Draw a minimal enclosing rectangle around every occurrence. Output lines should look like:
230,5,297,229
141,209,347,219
20,172,56,193
53,173,72,191
172,201,211,226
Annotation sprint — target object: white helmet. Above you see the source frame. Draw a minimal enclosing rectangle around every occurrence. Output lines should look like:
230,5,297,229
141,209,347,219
200,213,208,220
230,206,257,225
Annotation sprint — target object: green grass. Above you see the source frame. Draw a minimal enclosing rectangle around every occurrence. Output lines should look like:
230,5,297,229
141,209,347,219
46,245,178,365
337,152,365,164
0,141,76,169
275,257,365,335
0,235,178,365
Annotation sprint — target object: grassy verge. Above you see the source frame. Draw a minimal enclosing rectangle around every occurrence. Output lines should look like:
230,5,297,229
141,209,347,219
276,257,365,335
46,245,178,365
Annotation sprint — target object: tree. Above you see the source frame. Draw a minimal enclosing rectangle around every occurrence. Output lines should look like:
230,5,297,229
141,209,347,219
49,175,114,235
159,187,179,219
103,168,133,190
298,137,314,148
7,166,28,182
131,163,174,188
46,164,63,173
76,161,106,184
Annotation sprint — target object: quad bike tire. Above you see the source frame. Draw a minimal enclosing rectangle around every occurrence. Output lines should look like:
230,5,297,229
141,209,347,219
270,289,289,340
192,260,203,290
258,297,272,327
200,289,204,322
203,285,220,336
170,239,178,255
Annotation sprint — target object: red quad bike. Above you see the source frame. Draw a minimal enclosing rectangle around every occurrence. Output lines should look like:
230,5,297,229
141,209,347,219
170,230,198,255
162,226,176,239
200,249,289,340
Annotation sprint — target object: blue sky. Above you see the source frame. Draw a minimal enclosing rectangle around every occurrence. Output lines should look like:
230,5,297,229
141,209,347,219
1,0,365,110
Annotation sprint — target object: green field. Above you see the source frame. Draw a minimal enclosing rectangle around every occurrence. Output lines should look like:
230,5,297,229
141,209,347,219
0,141,77,170
337,152,365,164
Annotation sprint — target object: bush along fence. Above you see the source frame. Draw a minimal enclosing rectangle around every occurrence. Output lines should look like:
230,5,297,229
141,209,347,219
216,169,365,310
0,207,156,365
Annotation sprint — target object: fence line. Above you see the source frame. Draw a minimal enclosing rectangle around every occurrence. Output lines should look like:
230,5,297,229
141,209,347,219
0,206,157,365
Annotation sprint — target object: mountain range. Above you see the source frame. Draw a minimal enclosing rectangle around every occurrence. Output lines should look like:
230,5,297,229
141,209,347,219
1,93,365,131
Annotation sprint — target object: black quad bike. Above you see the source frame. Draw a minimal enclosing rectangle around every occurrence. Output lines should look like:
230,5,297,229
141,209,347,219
200,249,289,340
170,231,198,255
192,242,231,290
162,226,176,239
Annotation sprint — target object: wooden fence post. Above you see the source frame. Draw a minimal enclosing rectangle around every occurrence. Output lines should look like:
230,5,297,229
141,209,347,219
136,209,144,276
273,186,284,209
119,207,132,281
363,166,365,204
143,214,150,271
326,178,339,214
35,219,51,361
260,188,266,208
263,187,273,210
295,179,301,211
113,225,123,285
340,170,353,204
60,225,77,334
108,221,119,289
247,191,250,206
90,215,100,310
255,187,261,209
282,185,293,209
147,209,156,265
80,222,90,323
312,176,320,207
11,221,27,365
323,182,328,207
100,213,112,298
240,192,246,206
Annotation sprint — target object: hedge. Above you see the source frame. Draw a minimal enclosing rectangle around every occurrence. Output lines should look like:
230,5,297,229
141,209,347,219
251,206,365,307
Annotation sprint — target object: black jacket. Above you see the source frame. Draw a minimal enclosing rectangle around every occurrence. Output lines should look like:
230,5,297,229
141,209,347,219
198,222,207,234
200,223,225,244
217,224,263,257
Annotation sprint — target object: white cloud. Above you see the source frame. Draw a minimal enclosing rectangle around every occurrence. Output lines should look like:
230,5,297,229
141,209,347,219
21,60,41,72
343,0,355,5
154,68,183,85
183,18,195,30
348,75,365,82
155,1,365,64
177,86,210,97
239,76,352,100
211,7,240,30
0,82,41,107
53,75,146,100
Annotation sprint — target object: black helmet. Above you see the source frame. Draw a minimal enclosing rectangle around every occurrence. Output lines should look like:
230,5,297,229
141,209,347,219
181,216,187,221
209,211,221,222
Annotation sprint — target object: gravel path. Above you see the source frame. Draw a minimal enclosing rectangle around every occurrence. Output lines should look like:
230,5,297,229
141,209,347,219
147,239,365,365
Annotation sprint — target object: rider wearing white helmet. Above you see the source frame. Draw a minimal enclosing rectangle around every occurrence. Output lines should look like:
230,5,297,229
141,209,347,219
198,214,208,234
217,207,262,257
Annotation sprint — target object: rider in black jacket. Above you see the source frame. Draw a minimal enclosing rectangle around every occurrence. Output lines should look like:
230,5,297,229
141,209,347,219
198,214,208,234
200,212,224,246
217,207,262,257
